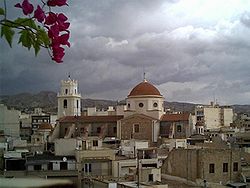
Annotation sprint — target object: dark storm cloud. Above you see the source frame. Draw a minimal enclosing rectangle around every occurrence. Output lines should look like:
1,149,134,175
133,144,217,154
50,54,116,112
1,0,250,104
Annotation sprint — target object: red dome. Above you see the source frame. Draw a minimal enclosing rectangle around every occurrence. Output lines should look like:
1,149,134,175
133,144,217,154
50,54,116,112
128,80,162,97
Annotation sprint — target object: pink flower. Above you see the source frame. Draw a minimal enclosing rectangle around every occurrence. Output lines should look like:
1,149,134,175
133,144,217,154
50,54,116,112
47,0,68,7
57,13,68,23
48,24,60,38
34,5,45,23
58,22,70,31
52,46,65,63
45,12,57,25
15,0,34,15
59,33,70,47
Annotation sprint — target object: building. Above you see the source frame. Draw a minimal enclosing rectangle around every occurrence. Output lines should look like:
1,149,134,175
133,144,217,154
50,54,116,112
75,137,116,178
124,79,165,120
54,78,167,146
117,79,165,145
0,104,20,137
57,76,81,119
31,115,51,131
194,102,233,130
51,115,123,140
113,148,161,182
233,113,250,132
162,148,241,185
160,113,193,139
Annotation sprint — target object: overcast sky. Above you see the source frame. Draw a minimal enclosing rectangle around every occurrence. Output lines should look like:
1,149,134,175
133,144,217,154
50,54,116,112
1,0,250,105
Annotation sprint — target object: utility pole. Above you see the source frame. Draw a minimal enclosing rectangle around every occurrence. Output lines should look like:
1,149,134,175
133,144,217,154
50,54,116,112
137,150,140,188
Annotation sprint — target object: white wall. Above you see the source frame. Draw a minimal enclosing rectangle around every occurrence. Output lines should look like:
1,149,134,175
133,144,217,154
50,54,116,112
53,162,60,170
204,107,220,129
54,138,76,156
125,96,164,119
223,108,233,127
0,104,20,137
57,79,81,118
68,161,76,170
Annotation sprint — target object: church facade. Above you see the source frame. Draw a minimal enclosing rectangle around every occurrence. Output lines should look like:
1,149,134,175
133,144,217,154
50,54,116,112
54,77,192,145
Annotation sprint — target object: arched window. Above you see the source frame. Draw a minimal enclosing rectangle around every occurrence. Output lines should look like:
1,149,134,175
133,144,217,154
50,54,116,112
65,89,68,94
77,100,79,108
177,125,182,132
97,127,101,133
63,99,67,108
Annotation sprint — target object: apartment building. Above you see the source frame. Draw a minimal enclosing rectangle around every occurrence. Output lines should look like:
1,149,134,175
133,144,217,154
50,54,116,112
194,102,233,130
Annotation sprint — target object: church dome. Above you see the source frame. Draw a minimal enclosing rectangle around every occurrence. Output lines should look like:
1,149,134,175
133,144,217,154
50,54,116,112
128,80,162,97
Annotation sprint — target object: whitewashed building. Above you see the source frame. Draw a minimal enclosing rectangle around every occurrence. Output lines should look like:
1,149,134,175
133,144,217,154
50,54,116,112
0,104,20,137
194,102,233,130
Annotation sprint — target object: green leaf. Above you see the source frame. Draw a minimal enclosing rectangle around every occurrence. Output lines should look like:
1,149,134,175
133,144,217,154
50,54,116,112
33,39,41,56
0,8,4,16
18,29,32,49
1,25,15,47
37,28,50,47
14,18,37,30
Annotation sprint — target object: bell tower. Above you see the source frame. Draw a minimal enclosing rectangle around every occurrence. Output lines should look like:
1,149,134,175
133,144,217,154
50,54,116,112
57,76,81,118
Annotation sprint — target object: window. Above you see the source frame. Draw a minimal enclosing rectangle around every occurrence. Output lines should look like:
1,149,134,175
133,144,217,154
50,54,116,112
233,162,238,172
127,103,130,108
134,124,139,133
34,165,41,171
177,125,182,132
64,128,68,134
93,140,98,147
148,174,154,182
223,163,228,172
77,100,79,108
113,126,117,134
65,89,68,94
84,163,92,173
48,162,53,170
153,102,158,107
139,103,144,108
60,162,68,170
197,116,202,121
80,127,84,133
97,127,101,133
63,99,67,108
209,163,215,173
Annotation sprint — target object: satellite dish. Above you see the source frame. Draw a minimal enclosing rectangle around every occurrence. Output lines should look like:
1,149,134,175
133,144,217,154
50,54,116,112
63,157,67,162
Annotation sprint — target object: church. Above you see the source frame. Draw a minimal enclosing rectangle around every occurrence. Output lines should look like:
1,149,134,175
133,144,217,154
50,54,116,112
52,76,192,145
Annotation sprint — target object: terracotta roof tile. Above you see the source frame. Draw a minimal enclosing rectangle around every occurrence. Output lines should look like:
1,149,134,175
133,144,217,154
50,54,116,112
38,123,52,130
161,113,190,122
128,80,162,97
59,115,124,123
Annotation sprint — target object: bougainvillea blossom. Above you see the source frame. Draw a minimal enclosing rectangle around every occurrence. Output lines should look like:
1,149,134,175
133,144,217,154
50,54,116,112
47,0,68,7
15,0,34,15
34,5,45,23
52,46,65,63
44,12,57,25
14,0,70,63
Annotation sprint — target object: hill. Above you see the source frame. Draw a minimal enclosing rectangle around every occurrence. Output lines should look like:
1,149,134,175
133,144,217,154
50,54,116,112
1,91,250,115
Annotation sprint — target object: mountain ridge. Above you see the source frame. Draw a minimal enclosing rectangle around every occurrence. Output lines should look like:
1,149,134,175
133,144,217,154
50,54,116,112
1,91,250,115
